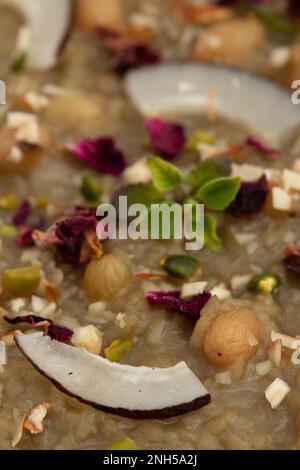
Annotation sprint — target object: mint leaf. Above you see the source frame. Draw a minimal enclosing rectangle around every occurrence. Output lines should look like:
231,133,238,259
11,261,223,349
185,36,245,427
147,156,183,192
188,158,231,190
196,177,241,211
204,214,222,252
126,183,164,208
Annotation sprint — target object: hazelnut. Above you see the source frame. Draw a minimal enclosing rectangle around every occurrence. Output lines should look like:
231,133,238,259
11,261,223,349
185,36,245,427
193,17,266,68
76,0,125,33
83,254,132,301
203,308,262,368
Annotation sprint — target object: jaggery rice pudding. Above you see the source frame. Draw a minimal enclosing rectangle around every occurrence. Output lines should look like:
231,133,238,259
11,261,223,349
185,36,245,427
0,0,300,450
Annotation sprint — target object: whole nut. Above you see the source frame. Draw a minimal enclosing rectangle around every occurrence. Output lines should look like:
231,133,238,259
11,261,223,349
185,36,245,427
83,254,132,301
203,308,262,368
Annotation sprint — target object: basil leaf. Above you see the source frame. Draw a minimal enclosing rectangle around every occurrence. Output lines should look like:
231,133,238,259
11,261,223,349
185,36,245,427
160,255,200,279
204,214,222,252
196,176,241,211
125,183,164,208
147,156,183,192
188,158,231,190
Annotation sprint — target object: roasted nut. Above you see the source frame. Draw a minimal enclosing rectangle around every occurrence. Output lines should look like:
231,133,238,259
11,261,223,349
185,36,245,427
202,307,263,368
0,125,51,174
83,254,132,301
193,16,266,67
76,0,125,33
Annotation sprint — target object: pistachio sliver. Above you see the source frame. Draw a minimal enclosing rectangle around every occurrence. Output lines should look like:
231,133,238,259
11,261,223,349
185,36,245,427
2,266,41,297
160,255,200,279
0,224,18,239
104,337,133,363
108,437,138,450
248,273,281,295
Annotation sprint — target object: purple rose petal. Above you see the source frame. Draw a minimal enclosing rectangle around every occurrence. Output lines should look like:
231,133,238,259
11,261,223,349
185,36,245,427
144,119,186,160
146,290,211,319
113,43,160,75
66,138,127,176
283,245,300,276
44,324,73,342
227,175,268,218
12,200,31,226
246,136,282,159
4,315,50,326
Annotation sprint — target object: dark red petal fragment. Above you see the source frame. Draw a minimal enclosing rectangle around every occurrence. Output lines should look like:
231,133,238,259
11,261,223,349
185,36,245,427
146,290,211,319
288,0,300,16
113,43,160,75
55,214,98,267
12,200,31,226
283,244,300,275
246,136,282,159
144,119,186,160
45,324,73,342
227,175,268,218
4,315,51,326
66,138,127,176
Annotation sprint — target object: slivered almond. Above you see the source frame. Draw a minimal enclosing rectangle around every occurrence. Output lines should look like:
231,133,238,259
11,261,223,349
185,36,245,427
24,402,51,434
267,340,282,367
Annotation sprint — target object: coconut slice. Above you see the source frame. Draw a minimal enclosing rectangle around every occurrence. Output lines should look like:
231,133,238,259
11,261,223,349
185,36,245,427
16,333,211,419
125,63,300,144
2,0,74,70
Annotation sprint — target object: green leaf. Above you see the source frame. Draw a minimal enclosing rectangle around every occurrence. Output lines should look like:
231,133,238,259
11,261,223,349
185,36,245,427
188,158,231,190
147,156,183,192
11,52,27,73
126,183,164,208
186,129,214,151
204,214,222,252
81,176,102,202
160,255,200,279
196,176,241,211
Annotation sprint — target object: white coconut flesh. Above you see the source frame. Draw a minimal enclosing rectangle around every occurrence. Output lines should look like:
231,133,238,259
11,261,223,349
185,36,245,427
125,63,300,145
2,0,73,69
16,333,211,419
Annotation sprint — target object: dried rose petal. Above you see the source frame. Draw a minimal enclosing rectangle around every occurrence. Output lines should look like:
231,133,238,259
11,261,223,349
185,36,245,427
55,215,99,266
45,324,73,342
288,0,300,16
246,136,282,159
227,175,268,218
65,138,127,176
4,315,50,326
144,119,186,160
283,244,300,276
113,43,160,75
146,290,211,319
12,200,31,226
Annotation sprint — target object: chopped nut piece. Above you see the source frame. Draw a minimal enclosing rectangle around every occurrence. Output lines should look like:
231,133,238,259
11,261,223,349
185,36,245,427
230,274,252,291
24,402,51,434
123,158,152,185
265,378,290,409
282,169,300,193
291,348,300,365
210,283,231,301
2,330,22,347
271,331,300,350
272,187,292,211
181,282,208,299
0,340,7,365
71,325,103,355
267,340,282,367
256,360,272,377
214,371,232,385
